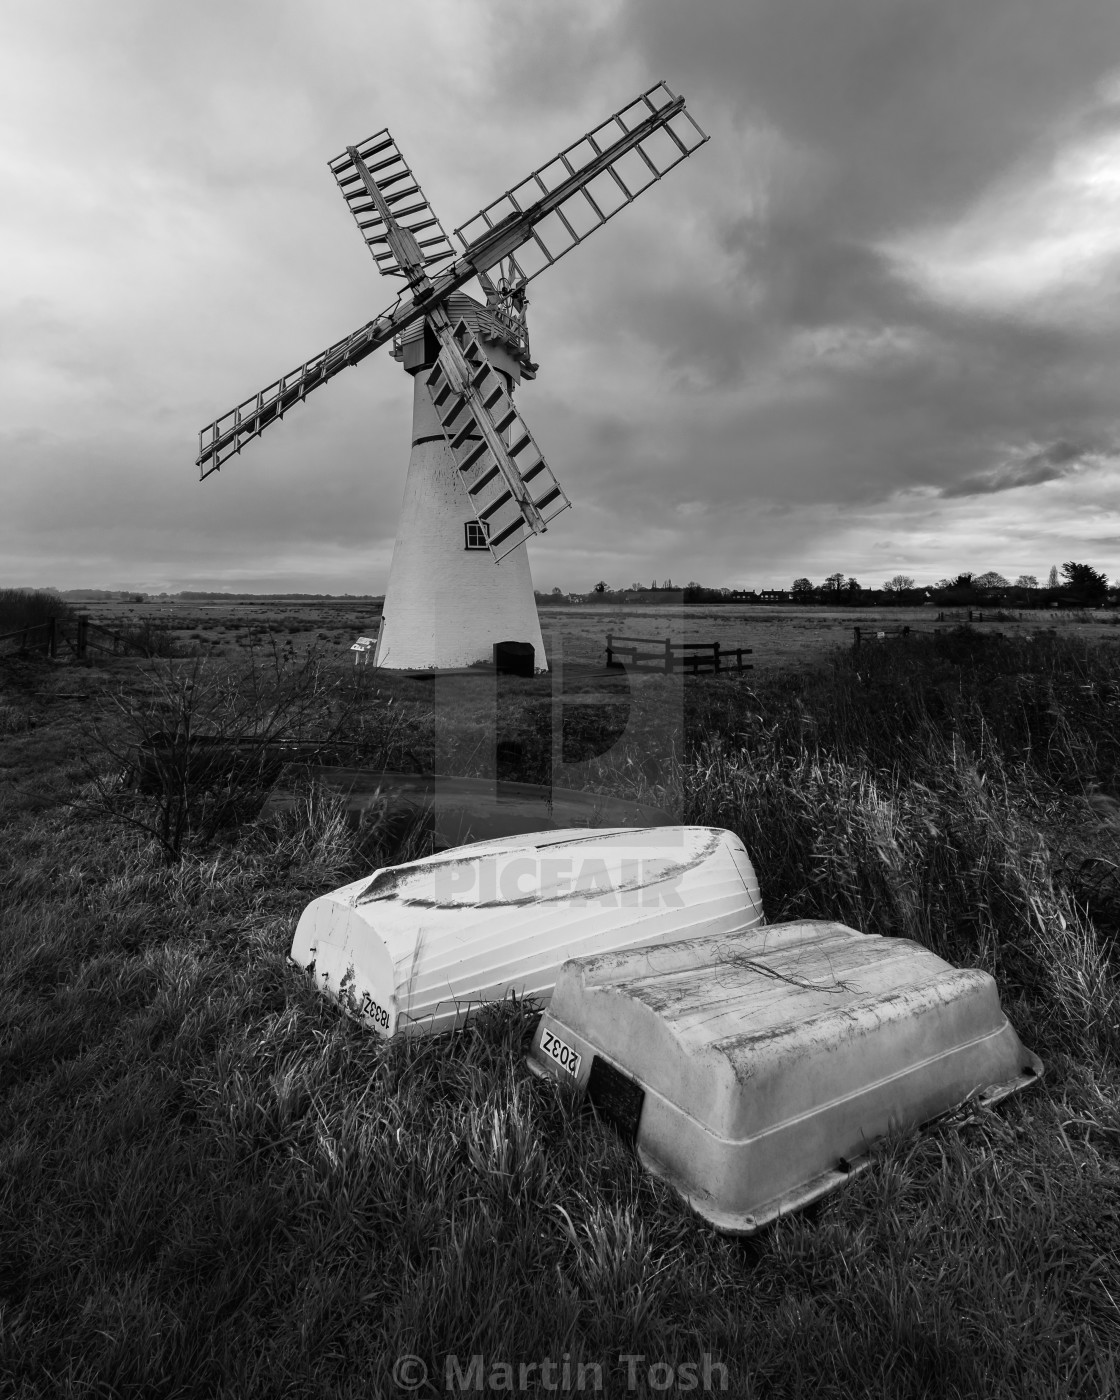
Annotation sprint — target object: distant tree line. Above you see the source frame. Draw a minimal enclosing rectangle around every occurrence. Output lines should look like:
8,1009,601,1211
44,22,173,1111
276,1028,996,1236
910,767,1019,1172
786,563,1113,606
536,582,762,606
537,562,1115,608
160,592,382,602
59,589,145,602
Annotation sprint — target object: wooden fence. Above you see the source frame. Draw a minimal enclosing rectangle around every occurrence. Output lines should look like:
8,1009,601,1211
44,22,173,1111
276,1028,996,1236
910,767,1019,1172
852,625,913,648
0,617,58,657
606,634,752,674
0,614,155,661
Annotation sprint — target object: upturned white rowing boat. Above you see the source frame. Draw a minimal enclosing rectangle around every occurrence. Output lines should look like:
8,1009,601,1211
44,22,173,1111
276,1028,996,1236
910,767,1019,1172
528,919,1043,1232
289,826,764,1037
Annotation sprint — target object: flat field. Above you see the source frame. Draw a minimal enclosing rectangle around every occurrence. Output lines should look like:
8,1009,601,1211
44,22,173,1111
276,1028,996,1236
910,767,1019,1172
75,596,1120,671
75,596,382,661
539,602,1120,670
2,625,1119,1397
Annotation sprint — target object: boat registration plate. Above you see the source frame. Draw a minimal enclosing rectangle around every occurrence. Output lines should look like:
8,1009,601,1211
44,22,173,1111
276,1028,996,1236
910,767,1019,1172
539,1027,582,1077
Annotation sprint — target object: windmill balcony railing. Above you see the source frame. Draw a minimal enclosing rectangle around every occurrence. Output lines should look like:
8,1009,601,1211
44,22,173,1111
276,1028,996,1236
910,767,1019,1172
391,305,528,369
477,304,527,351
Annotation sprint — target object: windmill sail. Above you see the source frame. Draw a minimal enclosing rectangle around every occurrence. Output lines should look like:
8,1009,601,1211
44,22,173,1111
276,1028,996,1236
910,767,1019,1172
423,319,570,561
198,82,709,478
455,81,708,285
328,131,457,279
196,308,403,478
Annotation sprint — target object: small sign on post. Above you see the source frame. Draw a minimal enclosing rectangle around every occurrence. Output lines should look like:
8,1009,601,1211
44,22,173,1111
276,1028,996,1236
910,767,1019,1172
351,634,377,666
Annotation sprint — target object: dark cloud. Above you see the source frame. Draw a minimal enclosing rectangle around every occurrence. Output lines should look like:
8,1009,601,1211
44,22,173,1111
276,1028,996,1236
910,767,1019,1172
614,0,1120,232
494,0,1120,518
485,6,626,108
4,1,1120,591
942,438,1114,497
723,223,919,329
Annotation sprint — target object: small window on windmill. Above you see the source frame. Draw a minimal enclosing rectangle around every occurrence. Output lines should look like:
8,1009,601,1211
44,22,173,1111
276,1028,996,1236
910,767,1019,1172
464,521,490,550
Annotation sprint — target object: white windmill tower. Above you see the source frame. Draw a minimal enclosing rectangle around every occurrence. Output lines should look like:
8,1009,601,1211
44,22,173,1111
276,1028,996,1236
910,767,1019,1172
197,83,708,670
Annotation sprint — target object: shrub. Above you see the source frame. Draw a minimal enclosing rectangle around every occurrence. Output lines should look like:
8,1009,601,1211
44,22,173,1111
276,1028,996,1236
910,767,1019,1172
114,620,177,658
76,645,369,862
0,588,74,636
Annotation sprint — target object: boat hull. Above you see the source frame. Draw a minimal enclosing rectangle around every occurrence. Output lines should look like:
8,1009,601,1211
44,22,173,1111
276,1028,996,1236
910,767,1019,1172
528,919,1043,1232
289,826,764,1037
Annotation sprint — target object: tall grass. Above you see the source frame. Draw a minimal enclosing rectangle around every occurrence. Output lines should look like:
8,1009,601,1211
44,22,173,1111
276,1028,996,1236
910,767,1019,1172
687,631,1120,1065
2,630,1119,1397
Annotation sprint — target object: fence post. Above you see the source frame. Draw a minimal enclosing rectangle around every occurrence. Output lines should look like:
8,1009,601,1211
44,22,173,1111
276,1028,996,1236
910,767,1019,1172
77,614,88,660
606,633,613,668
46,616,56,658
854,627,861,649
664,638,673,674
713,641,720,673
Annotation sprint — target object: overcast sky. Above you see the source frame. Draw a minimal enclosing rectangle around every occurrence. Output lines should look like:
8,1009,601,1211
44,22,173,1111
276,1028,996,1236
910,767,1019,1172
3,0,1120,594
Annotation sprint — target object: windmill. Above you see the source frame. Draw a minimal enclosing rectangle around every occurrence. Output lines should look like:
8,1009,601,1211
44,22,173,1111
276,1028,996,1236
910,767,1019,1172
197,82,708,670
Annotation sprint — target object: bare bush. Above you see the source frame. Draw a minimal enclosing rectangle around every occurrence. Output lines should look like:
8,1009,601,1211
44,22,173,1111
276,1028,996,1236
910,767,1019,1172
76,643,372,862
114,619,177,657
0,588,74,634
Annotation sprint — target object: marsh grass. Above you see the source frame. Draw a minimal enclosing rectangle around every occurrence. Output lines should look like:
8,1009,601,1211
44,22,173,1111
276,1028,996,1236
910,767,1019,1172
2,630,1119,1397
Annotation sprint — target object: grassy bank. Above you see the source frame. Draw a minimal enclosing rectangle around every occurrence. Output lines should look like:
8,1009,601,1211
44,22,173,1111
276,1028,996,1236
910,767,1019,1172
1,631,1118,1398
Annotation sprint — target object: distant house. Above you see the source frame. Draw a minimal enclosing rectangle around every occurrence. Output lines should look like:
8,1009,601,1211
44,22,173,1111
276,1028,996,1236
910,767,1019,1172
759,589,791,602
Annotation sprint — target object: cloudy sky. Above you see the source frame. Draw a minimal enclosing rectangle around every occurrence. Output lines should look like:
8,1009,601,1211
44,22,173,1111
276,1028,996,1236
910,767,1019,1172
3,0,1120,594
